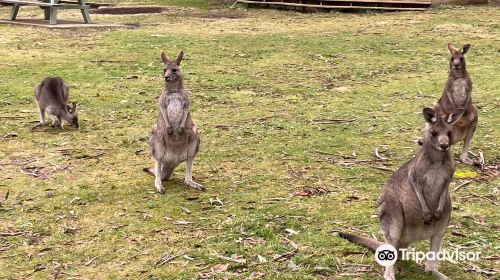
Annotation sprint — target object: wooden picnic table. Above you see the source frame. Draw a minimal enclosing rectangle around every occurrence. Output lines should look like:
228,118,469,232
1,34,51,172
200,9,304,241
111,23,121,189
0,0,99,24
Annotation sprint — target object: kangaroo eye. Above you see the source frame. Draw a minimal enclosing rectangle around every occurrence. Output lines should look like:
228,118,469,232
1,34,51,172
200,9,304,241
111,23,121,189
172,69,178,73
431,132,438,137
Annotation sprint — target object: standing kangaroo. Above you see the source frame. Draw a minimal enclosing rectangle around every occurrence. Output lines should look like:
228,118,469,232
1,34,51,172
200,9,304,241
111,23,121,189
144,51,205,194
339,107,465,280
34,77,78,129
436,43,477,164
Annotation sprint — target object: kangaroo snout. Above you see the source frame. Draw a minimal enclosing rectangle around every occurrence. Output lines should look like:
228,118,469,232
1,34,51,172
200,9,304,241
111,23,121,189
437,134,450,151
438,143,449,151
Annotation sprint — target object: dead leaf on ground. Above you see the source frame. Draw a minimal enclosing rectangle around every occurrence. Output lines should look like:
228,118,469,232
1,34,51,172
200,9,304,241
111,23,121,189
211,263,229,273
172,220,194,226
257,255,267,263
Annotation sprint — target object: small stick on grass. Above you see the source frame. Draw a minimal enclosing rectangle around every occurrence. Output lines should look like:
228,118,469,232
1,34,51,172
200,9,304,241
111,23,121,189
468,193,499,206
0,115,25,119
370,165,395,173
155,252,181,266
0,231,27,236
84,256,98,266
374,147,388,161
454,180,472,192
313,118,358,124
273,248,299,262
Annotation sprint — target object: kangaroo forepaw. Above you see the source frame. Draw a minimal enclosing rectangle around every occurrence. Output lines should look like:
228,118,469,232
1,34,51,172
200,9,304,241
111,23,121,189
185,180,205,191
422,211,433,224
434,209,443,220
167,127,173,135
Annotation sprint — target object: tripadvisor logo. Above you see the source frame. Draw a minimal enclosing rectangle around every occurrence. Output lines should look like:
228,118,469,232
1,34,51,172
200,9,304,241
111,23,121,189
374,244,481,267
375,244,397,267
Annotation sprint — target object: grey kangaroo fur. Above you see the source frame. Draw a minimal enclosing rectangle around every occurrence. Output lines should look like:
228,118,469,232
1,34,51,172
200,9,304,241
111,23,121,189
436,43,477,164
34,77,78,129
339,107,465,280
144,51,205,194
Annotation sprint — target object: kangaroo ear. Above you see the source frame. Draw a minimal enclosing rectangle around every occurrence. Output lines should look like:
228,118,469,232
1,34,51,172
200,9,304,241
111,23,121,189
423,107,437,124
66,104,72,113
161,52,170,64
461,44,471,55
72,102,77,111
447,43,458,55
175,51,184,66
447,108,464,125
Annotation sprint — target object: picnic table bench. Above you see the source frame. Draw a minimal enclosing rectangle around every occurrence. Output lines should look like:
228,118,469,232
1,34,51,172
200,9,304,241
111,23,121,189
0,0,111,24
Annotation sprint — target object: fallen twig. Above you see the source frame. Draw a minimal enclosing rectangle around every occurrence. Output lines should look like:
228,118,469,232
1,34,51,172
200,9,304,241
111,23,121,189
313,118,358,124
273,248,298,262
89,60,132,63
0,231,27,237
374,147,388,161
179,206,192,214
0,115,25,119
84,256,98,266
2,133,18,139
75,152,106,159
454,180,472,192
109,75,139,80
370,165,395,173
266,196,293,203
155,252,181,266
314,150,336,156
468,193,499,206
172,220,194,226
55,147,112,152
215,124,240,130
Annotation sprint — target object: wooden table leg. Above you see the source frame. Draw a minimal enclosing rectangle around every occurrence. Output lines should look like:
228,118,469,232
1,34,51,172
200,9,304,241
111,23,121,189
8,3,20,20
43,7,50,20
79,0,91,23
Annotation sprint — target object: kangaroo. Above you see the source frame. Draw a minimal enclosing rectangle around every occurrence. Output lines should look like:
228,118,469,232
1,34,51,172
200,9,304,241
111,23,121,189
339,107,465,280
33,77,78,129
144,51,205,194
436,43,477,164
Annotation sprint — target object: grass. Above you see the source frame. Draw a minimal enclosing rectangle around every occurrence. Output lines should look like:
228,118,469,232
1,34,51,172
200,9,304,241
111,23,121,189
0,2,499,279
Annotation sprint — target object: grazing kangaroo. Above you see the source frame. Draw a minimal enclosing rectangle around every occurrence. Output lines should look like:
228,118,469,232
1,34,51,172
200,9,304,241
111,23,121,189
436,43,477,164
34,77,78,129
144,51,205,194
339,107,465,280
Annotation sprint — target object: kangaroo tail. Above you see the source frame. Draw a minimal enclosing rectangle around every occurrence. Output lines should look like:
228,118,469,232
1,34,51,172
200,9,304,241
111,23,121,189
143,167,155,176
338,232,383,252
